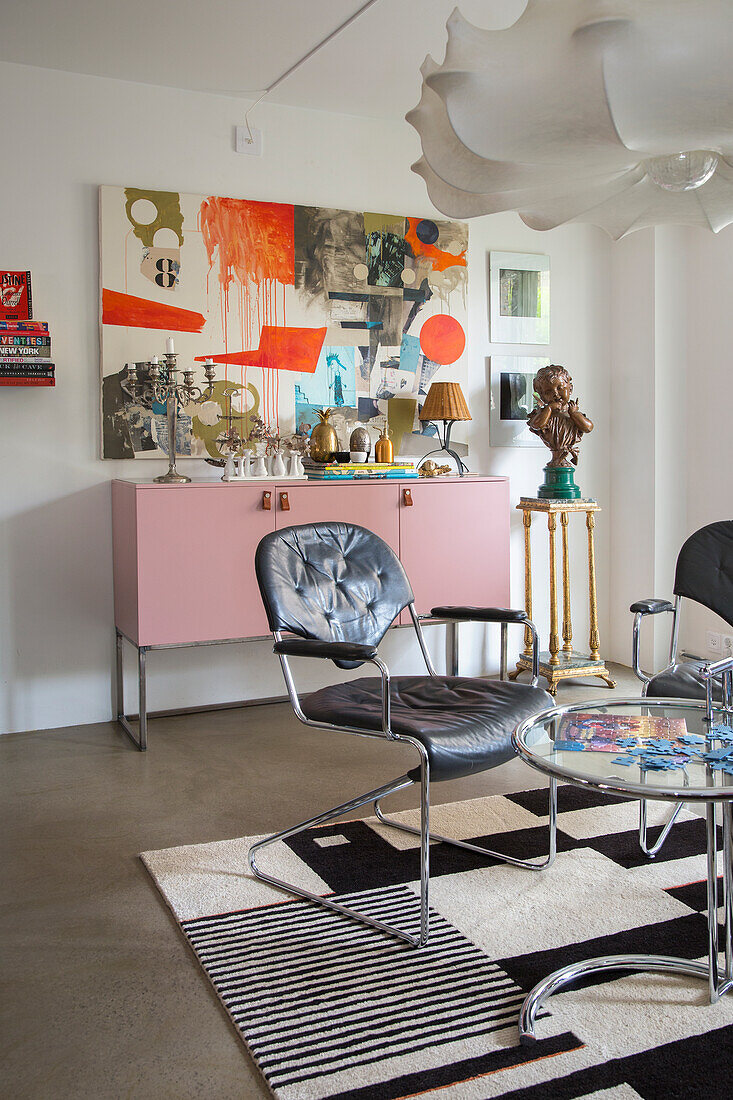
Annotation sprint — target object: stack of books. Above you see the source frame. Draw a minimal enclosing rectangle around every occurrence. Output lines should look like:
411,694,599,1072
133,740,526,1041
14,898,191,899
0,320,54,386
304,460,417,480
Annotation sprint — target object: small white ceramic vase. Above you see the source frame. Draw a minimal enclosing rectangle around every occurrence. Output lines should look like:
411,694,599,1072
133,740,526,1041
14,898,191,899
222,453,236,481
271,450,286,477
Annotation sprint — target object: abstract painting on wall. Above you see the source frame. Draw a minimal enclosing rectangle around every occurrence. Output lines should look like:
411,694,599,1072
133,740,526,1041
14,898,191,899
99,186,469,461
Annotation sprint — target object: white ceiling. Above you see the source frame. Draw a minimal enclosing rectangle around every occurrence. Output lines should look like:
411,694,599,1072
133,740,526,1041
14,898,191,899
0,0,527,120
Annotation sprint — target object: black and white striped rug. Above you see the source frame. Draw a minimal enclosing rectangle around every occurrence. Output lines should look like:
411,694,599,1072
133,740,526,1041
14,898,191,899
142,787,733,1099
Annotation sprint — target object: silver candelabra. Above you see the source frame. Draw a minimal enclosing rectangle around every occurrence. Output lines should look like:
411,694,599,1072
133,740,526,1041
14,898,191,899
127,351,217,483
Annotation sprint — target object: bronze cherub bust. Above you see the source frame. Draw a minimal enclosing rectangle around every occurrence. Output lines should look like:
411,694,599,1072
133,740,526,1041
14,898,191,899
527,364,593,499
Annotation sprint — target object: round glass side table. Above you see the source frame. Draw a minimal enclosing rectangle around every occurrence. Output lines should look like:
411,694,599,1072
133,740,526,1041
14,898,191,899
512,697,733,1043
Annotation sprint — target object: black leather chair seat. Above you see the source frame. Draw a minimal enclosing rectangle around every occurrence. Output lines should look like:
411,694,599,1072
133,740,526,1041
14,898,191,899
646,661,723,702
302,675,553,782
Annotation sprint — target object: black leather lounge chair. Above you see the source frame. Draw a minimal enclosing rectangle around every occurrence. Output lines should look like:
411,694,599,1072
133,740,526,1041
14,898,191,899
250,521,556,947
631,519,733,855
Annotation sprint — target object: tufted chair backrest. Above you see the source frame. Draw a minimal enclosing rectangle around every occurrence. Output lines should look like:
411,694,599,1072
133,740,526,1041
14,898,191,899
255,523,414,666
674,520,733,628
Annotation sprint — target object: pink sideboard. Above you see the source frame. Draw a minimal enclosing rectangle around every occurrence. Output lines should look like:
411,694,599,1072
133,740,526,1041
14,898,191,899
111,476,511,647
111,475,510,748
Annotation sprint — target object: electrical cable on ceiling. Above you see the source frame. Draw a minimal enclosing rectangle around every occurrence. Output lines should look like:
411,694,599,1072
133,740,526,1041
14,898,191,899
243,0,382,141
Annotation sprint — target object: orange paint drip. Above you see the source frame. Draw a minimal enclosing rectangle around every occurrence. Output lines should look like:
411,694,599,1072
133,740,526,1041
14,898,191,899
200,197,295,433
405,217,467,272
200,197,294,294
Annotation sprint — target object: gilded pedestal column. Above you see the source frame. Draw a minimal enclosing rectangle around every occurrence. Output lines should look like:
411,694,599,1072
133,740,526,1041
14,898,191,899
587,511,600,661
548,512,559,665
560,510,573,654
513,498,614,693
522,510,533,658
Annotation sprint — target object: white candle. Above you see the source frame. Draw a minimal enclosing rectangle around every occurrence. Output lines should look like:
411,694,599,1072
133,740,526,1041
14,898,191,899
151,355,159,364
166,337,175,354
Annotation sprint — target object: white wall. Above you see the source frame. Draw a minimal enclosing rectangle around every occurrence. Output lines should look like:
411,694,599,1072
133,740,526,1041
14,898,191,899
608,227,691,673
0,61,614,734
683,223,733,656
608,223,733,673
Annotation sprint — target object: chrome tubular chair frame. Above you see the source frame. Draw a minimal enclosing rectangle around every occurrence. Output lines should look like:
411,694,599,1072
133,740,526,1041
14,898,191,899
631,594,733,856
701,654,733,722
248,605,557,948
631,595,680,689
631,595,686,857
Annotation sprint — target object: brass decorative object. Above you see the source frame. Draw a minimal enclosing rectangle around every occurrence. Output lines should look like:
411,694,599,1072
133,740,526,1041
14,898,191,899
309,408,339,463
528,365,593,500
418,381,471,476
374,423,394,463
418,459,452,477
508,498,615,696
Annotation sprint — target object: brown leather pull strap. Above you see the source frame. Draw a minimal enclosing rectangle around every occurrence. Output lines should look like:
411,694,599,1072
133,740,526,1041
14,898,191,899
403,488,414,507
262,491,272,510
279,492,290,511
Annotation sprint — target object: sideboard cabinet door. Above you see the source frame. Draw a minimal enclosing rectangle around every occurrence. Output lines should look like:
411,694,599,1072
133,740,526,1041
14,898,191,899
399,479,510,616
274,482,400,554
135,485,275,645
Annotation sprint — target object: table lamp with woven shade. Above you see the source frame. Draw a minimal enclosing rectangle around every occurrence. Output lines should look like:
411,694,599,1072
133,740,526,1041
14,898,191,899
418,381,471,476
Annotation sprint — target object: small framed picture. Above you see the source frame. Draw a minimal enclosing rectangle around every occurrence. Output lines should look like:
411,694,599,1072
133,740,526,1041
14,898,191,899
489,355,549,447
489,251,550,344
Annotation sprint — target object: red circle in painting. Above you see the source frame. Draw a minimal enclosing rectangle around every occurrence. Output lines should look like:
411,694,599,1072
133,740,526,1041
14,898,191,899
419,315,466,365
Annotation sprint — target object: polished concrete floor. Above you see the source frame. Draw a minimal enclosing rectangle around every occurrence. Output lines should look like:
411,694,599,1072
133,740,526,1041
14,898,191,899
1,665,638,1099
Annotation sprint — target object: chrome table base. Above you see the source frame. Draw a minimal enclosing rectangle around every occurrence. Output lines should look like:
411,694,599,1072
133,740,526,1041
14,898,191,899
519,798,733,1042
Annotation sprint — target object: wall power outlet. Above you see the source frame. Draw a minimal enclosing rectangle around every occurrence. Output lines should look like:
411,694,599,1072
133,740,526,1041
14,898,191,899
723,634,733,657
707,630,722,653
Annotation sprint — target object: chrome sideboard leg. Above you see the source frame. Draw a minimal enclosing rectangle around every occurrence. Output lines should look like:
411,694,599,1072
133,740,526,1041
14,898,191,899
115,629,124,723
115,630,148,751
448,620,459,677
138,646,148,752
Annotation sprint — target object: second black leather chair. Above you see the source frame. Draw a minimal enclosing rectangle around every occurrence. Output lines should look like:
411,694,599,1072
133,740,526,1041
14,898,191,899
250,521,556,947
630,520,733,855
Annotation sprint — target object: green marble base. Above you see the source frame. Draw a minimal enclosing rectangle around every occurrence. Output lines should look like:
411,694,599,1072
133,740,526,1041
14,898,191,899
538,465,581,500
509,650,616,696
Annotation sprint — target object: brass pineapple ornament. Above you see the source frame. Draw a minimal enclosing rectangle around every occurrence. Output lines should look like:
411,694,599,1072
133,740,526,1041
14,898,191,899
309,408,339,463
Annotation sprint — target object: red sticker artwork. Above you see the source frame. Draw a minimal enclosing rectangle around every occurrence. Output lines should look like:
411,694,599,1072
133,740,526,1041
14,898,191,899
419,314,466,365
196,326,326,374
102,289,205,332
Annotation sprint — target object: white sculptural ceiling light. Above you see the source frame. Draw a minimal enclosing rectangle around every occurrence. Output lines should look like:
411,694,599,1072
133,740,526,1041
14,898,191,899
407,0,733,238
